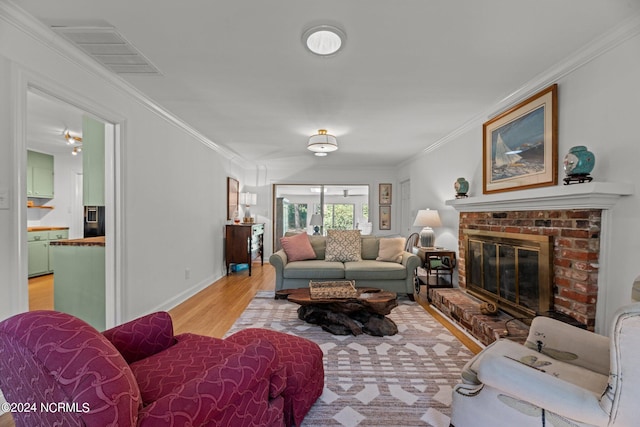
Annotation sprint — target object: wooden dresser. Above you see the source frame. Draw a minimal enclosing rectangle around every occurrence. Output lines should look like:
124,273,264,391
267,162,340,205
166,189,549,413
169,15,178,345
225,223,264,276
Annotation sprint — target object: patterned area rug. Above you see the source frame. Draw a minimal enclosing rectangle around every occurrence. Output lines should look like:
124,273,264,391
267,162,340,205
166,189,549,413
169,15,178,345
225,292,474,427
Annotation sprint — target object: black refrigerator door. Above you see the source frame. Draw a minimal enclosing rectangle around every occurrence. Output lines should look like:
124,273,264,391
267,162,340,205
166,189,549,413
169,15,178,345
84,206,105,237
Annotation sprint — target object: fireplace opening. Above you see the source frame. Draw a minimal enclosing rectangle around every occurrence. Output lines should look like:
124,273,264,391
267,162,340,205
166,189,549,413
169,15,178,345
464,230,553,318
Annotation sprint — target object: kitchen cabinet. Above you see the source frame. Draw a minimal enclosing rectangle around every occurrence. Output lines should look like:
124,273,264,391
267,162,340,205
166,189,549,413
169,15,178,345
28,238,49,277
27,150,54,198
48,229,69,273
51,237,105,331
82,115,105,206
225,223,264,276
27,228,69,277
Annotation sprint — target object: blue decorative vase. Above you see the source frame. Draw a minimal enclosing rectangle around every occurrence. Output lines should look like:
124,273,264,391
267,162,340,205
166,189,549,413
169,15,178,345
563,146,595,184
454,177,469,198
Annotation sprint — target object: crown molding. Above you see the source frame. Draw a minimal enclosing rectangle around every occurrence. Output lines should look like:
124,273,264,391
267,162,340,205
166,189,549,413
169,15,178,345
414,11,640,160
0,0,245,165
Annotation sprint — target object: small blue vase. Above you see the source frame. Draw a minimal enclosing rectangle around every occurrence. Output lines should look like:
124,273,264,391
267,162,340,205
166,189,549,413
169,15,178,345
564,146,595,176
455,177,469,197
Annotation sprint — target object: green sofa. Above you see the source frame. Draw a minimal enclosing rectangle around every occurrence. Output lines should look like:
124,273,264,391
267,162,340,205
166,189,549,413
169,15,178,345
269,235,421,300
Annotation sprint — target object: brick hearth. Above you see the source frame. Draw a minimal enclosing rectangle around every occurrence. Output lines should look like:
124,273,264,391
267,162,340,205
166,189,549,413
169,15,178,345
429,288,530,346
457,209,602,329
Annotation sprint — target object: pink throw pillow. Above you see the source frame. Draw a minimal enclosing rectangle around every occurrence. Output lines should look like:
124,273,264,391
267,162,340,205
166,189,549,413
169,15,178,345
280,233,317,262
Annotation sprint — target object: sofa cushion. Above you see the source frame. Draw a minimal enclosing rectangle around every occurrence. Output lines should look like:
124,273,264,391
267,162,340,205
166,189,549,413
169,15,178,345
283,260,346,279
280,233,316,262
325,230,362,262
344,260,407,280
309,235,326,260
361,236,379,260
376,237,406,263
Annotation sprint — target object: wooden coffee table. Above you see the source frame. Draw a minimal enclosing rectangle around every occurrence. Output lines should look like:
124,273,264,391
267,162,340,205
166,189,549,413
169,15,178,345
275,287,398,336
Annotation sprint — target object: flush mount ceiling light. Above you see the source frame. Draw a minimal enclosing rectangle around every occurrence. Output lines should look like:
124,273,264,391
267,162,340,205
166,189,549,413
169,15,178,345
308,129,338,156
302,25,346,56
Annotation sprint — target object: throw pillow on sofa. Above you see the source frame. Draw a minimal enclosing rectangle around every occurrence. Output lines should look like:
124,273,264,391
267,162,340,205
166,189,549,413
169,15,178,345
325,230,362,262
280,233,317,261
376,237,406,263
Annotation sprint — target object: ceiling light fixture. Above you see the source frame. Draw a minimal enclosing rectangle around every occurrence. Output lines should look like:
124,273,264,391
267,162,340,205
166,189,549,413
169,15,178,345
308,129,338,156
64,130,83,155
64,130,82,144
302,25,346,56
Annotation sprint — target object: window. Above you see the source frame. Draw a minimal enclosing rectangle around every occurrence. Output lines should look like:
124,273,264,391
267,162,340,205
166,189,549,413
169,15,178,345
273,184,369,251
323,203,355,230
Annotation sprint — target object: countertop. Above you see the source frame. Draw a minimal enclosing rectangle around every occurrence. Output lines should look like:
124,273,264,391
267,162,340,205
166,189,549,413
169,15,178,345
27,226,69,232
50,236,105,247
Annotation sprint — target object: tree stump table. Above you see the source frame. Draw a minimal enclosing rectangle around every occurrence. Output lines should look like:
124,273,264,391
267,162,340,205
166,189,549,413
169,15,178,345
276,287,399,336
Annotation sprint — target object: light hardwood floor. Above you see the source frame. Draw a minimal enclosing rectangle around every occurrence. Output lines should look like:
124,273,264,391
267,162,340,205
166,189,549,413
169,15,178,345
0,263,480,426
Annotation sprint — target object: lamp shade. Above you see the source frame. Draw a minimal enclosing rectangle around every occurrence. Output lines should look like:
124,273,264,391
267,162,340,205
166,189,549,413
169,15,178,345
413,209,442,227
309,214,323,226
413,209,442,247
308,129,338,154
239,192,257,206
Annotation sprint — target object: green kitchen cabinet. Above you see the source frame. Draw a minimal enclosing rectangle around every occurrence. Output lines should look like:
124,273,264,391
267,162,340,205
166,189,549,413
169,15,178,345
51,243,105,331
47,229,69,272
28,229,69,277
82,115,105,206
27,150,54,198
28,239,49,277
28,230,50,277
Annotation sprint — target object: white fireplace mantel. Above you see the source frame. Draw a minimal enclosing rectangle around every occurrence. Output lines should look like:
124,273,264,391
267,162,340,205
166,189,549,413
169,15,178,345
445,181,634,212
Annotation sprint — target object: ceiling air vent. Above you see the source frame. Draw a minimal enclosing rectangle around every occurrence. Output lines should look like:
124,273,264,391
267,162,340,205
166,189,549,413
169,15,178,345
51,26,162,75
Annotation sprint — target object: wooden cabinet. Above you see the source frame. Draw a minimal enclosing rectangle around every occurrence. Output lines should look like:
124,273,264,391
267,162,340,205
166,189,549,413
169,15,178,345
27,229,69,277
28,239,49,277
225,223,264,276
48,229,69,273
51,241,105,331
27,150,54,198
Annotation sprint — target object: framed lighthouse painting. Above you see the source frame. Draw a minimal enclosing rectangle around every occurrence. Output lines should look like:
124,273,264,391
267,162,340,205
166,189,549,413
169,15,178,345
482,84,558,194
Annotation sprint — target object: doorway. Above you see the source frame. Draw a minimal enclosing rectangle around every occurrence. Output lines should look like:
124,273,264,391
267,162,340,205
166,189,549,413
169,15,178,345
23,87,118,330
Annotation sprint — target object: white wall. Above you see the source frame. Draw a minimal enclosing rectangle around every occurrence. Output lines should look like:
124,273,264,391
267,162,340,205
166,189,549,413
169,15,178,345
0,6,245,323
402,31,640,334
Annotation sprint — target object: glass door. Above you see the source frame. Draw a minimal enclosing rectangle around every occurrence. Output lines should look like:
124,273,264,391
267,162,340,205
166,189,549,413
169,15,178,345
273,184,369,251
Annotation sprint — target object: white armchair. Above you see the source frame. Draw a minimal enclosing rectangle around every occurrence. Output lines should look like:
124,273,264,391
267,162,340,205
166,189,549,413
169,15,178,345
450,303,640,427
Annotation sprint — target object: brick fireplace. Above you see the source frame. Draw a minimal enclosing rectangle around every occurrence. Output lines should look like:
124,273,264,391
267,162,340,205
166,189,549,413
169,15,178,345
437,182,633,344
458,209,601,329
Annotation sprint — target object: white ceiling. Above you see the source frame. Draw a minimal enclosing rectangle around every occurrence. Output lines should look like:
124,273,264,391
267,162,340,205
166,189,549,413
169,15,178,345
27,91,85,155
16,0,640,168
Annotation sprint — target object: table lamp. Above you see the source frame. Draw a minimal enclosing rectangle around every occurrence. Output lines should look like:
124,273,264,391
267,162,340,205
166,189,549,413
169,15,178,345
310,214,323,235
239,192,257,223
413,209,442,247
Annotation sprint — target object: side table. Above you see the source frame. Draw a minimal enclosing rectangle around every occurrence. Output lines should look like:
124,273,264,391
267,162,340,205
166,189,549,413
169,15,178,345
414,247,456,299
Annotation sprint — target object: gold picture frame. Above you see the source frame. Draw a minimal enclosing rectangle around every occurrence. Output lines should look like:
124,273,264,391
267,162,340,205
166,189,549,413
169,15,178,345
379,183,392,205
483,84,558,194
227,177,239,220
379,206,391,230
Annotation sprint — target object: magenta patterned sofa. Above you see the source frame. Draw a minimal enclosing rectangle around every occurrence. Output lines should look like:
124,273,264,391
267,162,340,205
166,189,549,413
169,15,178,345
0,310,324,426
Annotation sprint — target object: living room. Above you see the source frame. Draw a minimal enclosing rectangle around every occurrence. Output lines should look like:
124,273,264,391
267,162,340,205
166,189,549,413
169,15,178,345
0,1,639,425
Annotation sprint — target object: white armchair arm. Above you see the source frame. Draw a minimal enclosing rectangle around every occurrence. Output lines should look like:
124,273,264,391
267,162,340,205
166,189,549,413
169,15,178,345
477,353,609,426
525,316,610,375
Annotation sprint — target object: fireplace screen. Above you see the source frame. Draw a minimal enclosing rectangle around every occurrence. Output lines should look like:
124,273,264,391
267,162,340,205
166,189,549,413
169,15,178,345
465,230,553,318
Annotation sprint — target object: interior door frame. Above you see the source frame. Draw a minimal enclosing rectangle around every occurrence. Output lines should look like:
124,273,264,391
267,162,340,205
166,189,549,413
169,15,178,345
14,69,124,328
